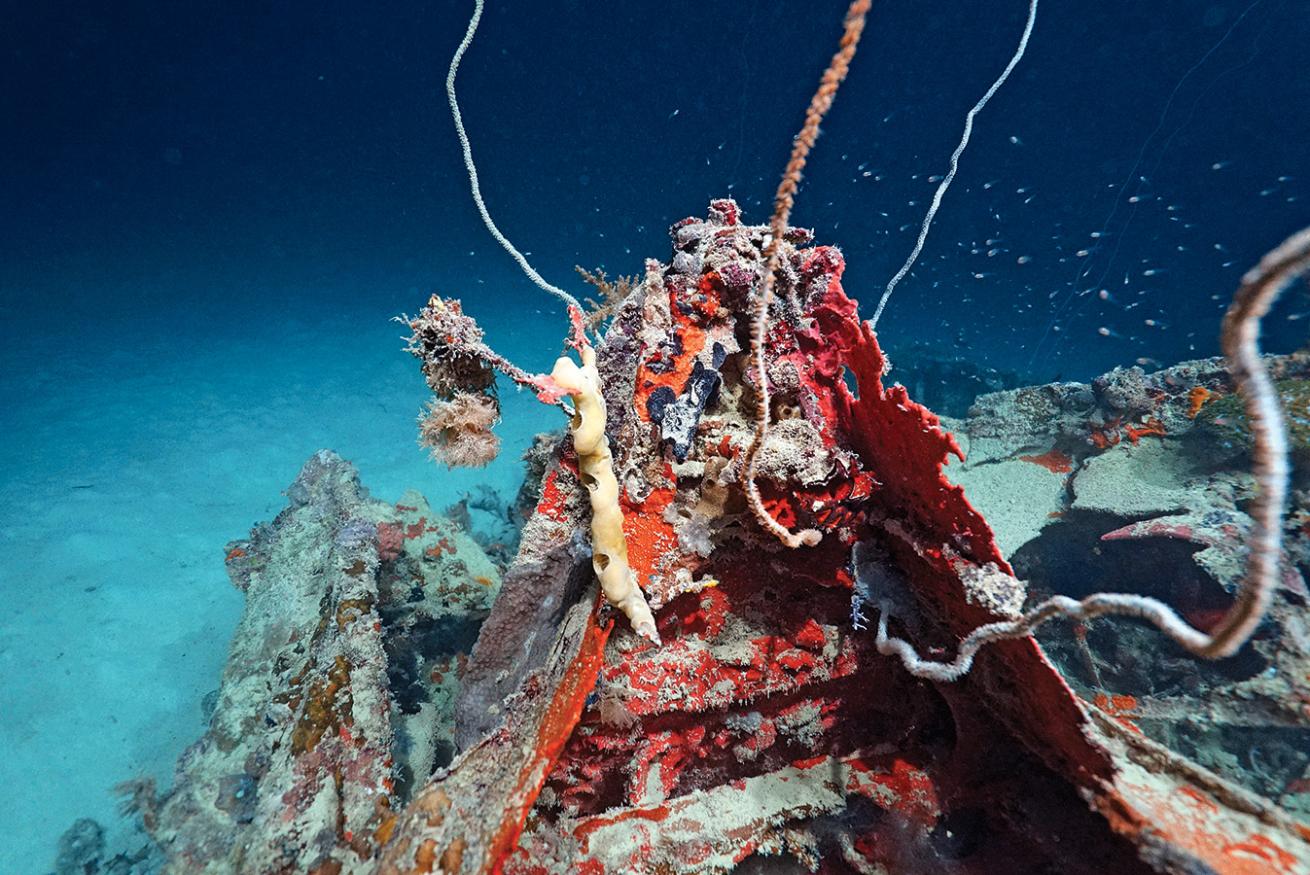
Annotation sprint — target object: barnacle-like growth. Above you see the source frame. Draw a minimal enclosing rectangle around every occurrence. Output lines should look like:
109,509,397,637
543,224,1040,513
406,295,496,397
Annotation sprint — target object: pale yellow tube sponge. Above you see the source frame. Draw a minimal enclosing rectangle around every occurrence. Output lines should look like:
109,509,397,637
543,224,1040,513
550,344,660,644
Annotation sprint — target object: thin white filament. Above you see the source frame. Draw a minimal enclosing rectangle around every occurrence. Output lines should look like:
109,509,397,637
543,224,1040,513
447,0,582,314
871,0,1039,329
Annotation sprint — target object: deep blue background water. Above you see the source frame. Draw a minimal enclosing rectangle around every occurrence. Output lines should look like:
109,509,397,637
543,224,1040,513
5,0,1309,383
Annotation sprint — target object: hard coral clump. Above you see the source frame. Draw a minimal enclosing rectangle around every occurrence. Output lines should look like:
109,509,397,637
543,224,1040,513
418,392,501,469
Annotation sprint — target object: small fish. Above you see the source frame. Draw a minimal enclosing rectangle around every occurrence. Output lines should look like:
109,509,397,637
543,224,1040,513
668,108,680,119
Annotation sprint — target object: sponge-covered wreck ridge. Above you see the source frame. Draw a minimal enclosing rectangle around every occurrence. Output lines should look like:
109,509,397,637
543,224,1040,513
77,200,1310,874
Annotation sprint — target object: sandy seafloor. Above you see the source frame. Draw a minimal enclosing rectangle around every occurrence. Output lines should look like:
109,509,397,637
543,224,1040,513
0,279,564,872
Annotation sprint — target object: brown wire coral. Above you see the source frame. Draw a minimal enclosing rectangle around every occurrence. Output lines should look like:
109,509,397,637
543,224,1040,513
743,0,872,550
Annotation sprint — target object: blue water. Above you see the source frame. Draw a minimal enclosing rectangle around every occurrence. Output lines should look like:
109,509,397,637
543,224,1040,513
3,1,1308,869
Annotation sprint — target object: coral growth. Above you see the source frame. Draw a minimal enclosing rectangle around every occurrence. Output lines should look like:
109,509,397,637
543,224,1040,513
418,392,500,468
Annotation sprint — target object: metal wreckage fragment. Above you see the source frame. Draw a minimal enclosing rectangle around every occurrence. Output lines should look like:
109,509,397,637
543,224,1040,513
117,203,1310,873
